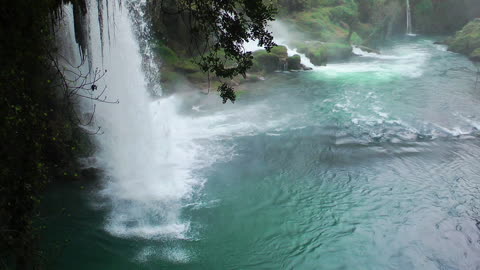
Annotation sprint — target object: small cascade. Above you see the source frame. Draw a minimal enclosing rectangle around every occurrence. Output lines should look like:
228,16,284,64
244,20,317,70
244,40,316,70
406,0,413,35
288,48,315,69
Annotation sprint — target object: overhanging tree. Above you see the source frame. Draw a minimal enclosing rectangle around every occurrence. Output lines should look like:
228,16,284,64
150,0,277,103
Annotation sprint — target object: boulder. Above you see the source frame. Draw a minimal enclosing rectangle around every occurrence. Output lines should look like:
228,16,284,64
287,55,302,70
446,18,480,57
252,45,290,73
270,46,288,59
469,48,480,62
253,50,281,73
295,42,327,66
295,41,352,66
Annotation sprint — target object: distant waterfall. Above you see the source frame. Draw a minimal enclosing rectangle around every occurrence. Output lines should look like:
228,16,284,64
406,0,413,35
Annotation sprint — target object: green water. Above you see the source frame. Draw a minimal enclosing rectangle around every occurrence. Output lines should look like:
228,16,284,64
43,37,480,269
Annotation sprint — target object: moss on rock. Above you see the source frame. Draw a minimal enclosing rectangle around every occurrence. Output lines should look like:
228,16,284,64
296,41,351,65
270,45,289,58
287,55,302,70
469,48,480,62
446,19,480,58
252,46,289,73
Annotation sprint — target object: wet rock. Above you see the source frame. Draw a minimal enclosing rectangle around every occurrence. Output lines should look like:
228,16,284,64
446,18,480,60
252,46,289,73
356,45,380,54
287,55,302,70
469,48,480,62
295,41,352,66
302,65,313,71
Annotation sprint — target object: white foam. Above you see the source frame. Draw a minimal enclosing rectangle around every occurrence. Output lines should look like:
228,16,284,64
136,246,193,263
59,0,227,240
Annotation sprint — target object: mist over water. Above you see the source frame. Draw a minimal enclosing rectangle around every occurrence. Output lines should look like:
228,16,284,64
47,2,480,269
59,0,216,241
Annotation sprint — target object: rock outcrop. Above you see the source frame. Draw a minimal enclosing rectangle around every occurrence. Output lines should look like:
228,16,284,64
446,18,480,62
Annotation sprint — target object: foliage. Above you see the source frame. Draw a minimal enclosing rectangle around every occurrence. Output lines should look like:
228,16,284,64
276,0,310,13
153,42,179,65
218,83,237,104
0,0,97,268
150,0,278,103
446,19,480,59
270,45,289,58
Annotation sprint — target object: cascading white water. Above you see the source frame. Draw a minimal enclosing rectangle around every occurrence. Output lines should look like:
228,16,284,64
406,0,413,35
56,1,296,246
58,0,208,240
243,21,316,69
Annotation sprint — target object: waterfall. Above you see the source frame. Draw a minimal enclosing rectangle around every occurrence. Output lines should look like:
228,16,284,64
406,0,413,35
57,0,206,240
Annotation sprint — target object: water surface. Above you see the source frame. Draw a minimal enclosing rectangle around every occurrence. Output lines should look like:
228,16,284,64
44,37,480,270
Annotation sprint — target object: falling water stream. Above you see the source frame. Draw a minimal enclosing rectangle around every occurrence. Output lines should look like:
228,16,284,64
43,1,480,269
406,0,413,35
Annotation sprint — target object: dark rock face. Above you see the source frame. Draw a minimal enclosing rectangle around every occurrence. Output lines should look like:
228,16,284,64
412,0,480,34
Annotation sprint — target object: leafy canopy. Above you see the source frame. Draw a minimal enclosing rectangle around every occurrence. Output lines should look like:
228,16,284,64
155,0,277,103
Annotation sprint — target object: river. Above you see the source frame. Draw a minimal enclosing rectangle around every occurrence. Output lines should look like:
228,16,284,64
43,4,480,268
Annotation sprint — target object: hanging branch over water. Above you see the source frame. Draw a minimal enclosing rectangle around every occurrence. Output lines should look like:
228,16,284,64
151,0,277,103
48,50,120,134
46,4,124,135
